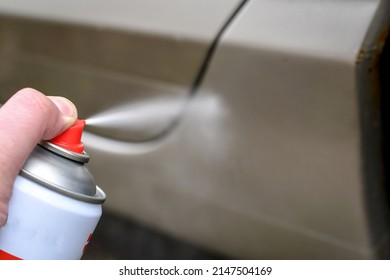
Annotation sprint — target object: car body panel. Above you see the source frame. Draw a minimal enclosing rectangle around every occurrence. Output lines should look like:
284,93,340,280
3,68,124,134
1,0,390,259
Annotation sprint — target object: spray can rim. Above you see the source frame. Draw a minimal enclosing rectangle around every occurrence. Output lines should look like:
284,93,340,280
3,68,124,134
20,145,105,204
39,141,90,163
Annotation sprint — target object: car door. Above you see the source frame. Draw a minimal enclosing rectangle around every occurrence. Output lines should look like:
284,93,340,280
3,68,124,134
1,0,390,259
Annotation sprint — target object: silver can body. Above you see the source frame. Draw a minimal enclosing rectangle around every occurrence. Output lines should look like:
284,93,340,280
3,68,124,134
0,142,105,260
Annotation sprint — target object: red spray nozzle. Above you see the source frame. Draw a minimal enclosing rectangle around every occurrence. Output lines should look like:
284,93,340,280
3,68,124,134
49,119,86,153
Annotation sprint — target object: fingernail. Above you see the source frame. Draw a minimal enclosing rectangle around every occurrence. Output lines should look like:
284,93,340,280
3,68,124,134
48,96,78,119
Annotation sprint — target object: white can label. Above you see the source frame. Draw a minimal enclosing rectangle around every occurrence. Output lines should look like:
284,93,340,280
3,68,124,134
0,176,102,260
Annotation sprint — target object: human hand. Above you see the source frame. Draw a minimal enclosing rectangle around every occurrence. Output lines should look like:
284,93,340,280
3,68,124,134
0,88,78,226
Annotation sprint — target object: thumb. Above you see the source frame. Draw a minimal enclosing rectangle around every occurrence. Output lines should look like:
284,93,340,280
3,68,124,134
0,88,78,226
45,96,78,139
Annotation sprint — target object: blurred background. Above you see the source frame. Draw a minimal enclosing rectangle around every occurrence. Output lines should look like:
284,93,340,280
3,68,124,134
1,0,390,259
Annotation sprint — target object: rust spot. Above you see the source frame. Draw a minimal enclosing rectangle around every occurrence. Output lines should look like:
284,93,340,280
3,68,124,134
377,23,390,48
356,23,390,65
357,22,390,122
356,48,366,65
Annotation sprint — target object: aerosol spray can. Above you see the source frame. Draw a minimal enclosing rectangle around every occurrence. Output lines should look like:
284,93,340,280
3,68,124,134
0,119,106,260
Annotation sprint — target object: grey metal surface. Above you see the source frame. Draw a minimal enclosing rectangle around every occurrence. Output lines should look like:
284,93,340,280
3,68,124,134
1,0,390,259
0,0,241,44
0,0,242,141
84,0,390,259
